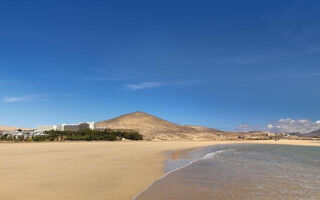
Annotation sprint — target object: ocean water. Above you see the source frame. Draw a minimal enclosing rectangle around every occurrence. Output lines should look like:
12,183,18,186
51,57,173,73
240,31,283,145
135,144,320,200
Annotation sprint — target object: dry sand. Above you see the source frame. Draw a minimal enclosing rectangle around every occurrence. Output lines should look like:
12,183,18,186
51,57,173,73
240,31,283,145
0,140,319,200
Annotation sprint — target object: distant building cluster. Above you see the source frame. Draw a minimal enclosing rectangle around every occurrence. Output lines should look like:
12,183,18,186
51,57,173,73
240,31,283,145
0,130,46,140
0,122,97,140
37,122,95,131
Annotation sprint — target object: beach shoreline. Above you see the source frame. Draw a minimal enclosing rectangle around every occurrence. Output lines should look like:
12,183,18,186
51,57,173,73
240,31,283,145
0,140,319,200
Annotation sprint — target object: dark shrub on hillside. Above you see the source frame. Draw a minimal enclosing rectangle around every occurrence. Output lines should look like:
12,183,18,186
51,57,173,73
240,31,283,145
44,129,143,141
1,129,143,142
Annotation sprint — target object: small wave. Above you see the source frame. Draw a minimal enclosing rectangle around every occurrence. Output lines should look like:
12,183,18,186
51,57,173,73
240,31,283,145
202,149,233,160
132,148,233,200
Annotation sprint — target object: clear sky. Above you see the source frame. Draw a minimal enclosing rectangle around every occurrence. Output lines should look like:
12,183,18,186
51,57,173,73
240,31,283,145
1,0,320,131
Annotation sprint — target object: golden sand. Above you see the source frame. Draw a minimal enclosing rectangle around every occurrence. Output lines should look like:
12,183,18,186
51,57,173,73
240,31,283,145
0,140,319,200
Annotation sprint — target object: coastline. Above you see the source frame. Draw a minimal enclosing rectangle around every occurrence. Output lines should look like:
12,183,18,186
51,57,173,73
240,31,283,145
0,140,319,200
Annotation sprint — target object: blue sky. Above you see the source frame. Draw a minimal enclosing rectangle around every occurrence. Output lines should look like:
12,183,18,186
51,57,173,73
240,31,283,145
1,0,320,131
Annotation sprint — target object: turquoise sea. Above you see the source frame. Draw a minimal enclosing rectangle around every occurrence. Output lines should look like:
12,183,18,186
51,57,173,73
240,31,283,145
135,144,320,200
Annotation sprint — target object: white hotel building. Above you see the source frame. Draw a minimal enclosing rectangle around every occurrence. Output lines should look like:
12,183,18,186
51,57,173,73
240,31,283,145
37,122,95,132
36,125,57,131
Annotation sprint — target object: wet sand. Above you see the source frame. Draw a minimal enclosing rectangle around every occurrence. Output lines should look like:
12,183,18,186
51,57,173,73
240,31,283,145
0,140,319,200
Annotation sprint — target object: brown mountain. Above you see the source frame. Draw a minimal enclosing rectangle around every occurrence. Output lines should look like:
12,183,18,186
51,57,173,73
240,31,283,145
0,125,28,131
95,111,226,141
304,130,320,137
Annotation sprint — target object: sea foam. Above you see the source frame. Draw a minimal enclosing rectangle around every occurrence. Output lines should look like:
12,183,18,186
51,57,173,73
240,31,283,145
132,148,233,200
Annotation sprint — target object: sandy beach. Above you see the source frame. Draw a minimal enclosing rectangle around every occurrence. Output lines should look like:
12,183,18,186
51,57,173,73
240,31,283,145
0,140,319,200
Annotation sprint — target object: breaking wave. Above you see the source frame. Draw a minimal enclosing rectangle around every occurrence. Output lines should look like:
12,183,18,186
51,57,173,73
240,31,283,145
132,148,233,200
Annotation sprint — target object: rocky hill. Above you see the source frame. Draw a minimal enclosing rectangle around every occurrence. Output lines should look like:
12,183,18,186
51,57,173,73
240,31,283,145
95,111,228,141
304,130,320,137
0,125,27,131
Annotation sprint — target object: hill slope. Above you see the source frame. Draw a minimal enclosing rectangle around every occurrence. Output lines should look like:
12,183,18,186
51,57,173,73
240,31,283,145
304,130,320,137
0,125,27,131
95,111,224,141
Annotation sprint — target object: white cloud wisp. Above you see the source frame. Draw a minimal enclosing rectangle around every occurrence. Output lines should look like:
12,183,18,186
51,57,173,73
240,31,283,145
125,81,198,91
3,95,48,103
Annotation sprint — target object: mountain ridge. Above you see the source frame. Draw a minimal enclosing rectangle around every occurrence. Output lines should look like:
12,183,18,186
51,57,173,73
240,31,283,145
304,129,320,137
0,125,28,131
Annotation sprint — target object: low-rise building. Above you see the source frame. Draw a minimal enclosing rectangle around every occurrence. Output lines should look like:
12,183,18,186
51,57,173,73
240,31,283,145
0,130,45,140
